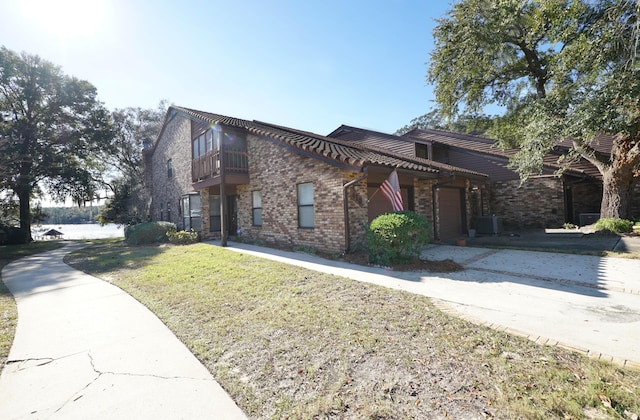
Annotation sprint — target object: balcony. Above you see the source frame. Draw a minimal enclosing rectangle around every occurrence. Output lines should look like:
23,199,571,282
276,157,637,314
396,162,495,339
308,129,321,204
192,149,249,184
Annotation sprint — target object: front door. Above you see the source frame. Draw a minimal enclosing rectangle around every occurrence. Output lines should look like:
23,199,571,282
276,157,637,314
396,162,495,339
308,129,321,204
438,187,464,240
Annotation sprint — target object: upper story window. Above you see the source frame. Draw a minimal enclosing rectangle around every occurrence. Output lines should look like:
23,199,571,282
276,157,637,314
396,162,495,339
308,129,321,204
167,159,173,178
252,190,262,226
297,182,314,228
193,129,220,159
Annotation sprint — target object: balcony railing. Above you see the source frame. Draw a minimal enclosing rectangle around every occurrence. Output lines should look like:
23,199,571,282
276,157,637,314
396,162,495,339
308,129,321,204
192,149,249,182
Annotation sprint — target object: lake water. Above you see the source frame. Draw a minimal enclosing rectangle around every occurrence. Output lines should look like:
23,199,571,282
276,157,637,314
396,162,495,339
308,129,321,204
33,223,124,240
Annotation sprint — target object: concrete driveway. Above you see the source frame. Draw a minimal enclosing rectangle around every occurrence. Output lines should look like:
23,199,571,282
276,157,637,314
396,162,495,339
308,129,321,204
222,242,640,368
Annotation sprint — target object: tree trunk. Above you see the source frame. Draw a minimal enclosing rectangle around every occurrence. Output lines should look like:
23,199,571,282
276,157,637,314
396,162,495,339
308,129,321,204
600,168,636,220
17,184,34,243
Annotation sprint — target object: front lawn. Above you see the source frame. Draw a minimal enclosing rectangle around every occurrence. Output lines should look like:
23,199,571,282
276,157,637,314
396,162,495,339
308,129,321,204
65,241,640,419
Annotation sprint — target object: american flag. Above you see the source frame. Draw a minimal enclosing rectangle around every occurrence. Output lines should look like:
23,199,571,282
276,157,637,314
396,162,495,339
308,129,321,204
380,169,404,211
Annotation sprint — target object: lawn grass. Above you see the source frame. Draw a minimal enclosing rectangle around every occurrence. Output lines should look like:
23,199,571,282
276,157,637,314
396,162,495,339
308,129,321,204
0,241,66,367
65,241,640,419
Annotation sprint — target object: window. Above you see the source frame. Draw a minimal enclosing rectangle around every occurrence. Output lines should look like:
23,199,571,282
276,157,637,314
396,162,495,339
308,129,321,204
209,195,221,232
181,194,201,231
297,182,314,228
160,202,164,221
167,201,171,221
167,159,173,178
252,190,262,226
205,130,213,153
192,138,199,159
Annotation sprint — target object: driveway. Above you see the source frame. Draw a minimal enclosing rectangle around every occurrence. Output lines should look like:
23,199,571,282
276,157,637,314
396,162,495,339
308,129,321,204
222,242,640,368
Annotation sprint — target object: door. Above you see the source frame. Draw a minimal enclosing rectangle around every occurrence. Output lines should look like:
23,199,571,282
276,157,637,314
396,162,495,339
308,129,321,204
438,187,464,240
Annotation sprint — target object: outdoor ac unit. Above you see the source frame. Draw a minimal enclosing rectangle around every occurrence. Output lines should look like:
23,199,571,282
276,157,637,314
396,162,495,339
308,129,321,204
476,216,504,235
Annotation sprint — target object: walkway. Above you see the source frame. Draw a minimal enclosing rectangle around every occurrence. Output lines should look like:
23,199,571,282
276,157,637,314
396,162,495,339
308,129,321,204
220,241,640,368
0,244,247,420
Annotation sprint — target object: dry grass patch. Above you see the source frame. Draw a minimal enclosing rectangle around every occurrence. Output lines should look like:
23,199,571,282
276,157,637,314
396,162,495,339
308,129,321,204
66,242,640,419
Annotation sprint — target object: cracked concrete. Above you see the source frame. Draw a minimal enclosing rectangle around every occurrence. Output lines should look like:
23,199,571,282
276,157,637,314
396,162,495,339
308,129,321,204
0,244,247,419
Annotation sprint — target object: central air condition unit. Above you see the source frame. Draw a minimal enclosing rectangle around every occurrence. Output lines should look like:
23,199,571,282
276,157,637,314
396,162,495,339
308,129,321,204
476,216,504,235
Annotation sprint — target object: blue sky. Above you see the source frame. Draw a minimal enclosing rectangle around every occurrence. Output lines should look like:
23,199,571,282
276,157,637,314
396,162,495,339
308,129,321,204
1,0,453,135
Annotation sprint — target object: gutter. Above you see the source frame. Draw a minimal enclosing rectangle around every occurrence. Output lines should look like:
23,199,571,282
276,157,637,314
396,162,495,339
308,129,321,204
343,167,368,254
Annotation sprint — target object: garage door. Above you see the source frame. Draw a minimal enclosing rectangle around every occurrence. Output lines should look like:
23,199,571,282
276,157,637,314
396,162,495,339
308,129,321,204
438,187,463,240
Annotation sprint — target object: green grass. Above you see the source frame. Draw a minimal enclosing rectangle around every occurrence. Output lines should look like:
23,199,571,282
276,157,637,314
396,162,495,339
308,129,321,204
0,241,66,367
65,241,640,419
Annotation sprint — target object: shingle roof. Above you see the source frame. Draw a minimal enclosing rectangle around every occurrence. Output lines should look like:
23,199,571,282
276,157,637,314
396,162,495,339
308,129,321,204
404,128,601,179
170,106,487,179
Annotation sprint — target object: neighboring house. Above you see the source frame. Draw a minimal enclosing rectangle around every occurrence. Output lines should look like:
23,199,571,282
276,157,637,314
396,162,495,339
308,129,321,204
328,125,615,229
143,106,487,254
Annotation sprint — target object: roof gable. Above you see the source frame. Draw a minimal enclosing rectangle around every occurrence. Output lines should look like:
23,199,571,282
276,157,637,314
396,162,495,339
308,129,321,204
164,106,487,179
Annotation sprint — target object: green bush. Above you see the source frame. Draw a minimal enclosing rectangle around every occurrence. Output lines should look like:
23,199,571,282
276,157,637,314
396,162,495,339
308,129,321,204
593,218,634,234
166,227,199,245
125,221,175,245
367,211,431,266
0,225,30,245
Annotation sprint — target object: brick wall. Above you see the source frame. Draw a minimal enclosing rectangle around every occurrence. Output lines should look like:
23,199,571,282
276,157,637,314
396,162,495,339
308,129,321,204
234,134,364,254
413,178,436,238
490,177,566,228
148,114,193,229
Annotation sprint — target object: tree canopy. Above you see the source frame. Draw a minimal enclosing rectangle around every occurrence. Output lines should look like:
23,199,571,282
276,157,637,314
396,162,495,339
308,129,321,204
98,102,167,226
0,46,113,241
428,0,640,219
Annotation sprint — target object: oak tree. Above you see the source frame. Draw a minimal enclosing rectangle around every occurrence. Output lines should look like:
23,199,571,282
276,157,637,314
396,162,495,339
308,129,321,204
428,0,640,219
0,47,113,242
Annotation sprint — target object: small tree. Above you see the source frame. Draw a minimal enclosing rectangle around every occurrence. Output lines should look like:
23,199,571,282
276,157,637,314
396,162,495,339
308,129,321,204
367,211,431,266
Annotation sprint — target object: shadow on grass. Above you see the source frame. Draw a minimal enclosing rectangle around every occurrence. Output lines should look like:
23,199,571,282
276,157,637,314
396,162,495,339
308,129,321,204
63,239,169,275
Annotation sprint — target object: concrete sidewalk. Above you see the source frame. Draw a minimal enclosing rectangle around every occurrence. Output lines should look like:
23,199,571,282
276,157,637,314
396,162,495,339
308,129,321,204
0,244,247,420
219,241,640,368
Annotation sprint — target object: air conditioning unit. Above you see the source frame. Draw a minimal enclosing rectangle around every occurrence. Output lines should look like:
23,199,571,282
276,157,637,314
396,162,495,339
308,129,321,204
476,216,504,235
579,213,600,226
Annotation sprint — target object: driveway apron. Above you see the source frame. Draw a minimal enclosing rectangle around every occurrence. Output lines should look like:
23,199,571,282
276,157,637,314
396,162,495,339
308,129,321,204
0,244,247,420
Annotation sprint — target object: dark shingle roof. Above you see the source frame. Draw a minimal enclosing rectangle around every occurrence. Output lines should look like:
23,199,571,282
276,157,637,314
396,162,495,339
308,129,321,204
170,106,487,179
404,128,601,179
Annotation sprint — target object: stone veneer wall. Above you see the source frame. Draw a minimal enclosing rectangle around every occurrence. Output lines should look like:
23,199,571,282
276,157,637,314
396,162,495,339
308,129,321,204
148,114,193,229
490,177,566,228
234,134,363,254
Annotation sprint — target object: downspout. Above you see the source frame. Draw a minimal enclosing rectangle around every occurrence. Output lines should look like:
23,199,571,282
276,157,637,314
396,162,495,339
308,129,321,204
219,128,228,247
343,167,368,254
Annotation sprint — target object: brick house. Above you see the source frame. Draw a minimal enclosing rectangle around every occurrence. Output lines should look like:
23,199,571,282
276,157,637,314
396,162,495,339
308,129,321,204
143,106,486,254
328,125,622,230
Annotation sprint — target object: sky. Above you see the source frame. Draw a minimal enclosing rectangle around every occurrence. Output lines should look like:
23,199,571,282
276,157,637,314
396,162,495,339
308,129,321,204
1,0,453,136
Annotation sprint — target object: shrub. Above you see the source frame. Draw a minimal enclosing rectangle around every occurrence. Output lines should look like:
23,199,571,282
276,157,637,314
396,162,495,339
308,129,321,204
367,211,431,266
125,221,175,245
166,227,199,245
593,218,634,234
0,225,30,245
